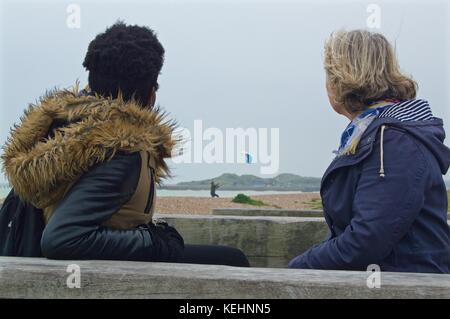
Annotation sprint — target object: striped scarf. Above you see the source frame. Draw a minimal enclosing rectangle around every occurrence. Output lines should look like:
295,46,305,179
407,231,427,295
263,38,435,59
335,99,432,156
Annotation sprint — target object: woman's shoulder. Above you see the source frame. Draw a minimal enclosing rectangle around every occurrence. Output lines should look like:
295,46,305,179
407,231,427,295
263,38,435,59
363,124,430,179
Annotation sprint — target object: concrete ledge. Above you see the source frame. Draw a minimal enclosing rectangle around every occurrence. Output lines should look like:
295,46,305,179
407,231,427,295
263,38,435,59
213,208,324,217
155,214,329,268
213,208,450,219
0,257,449,299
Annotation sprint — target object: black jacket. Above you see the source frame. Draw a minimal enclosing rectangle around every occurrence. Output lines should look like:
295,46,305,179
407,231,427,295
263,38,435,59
1,152,184,261
1,87,183,261
41,152,184,261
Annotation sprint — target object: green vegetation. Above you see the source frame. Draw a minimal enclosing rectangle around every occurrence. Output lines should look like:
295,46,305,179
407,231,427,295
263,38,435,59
447,190,449,212
232,194,269,207
305,198,323,210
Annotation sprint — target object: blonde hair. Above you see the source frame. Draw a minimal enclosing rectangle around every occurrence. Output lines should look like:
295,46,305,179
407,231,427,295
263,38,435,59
324,30,417,113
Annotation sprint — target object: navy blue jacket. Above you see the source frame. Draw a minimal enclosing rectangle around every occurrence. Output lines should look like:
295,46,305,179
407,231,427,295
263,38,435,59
289,102,450,273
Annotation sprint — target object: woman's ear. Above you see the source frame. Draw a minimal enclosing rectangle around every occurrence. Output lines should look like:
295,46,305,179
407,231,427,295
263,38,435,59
326,81,340,111
148,87,157,107
326,81,355,120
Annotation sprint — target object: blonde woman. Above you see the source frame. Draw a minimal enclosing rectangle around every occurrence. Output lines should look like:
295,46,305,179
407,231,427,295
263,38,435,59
289,30,450,273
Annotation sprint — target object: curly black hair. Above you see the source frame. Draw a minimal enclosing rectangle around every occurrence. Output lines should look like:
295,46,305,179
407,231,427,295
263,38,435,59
83,21,165,106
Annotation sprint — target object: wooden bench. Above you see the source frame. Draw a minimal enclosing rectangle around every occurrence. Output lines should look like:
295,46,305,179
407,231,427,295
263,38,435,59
0,257,448,298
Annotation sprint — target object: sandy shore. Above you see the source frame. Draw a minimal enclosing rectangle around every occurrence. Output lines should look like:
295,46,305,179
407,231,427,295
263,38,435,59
0,192,322,215
155,192,321,215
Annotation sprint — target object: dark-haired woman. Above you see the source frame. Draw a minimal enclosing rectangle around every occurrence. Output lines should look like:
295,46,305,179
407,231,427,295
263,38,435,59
1,22,249,267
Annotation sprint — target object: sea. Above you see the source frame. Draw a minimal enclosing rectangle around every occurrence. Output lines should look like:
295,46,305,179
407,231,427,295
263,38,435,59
155,189,302,198
0,185,301,199
0,185,10,199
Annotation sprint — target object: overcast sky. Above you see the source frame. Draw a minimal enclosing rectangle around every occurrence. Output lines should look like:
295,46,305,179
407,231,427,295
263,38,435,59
0,0,449,184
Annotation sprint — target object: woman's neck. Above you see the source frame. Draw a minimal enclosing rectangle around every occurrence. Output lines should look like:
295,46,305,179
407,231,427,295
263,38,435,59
347,99,400,121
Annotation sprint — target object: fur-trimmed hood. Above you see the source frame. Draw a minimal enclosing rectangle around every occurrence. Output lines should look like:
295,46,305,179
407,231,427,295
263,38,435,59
1,85,178,209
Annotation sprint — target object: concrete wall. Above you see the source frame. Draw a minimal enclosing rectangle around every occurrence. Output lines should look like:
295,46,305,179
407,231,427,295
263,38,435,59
213,208,450,219
0,257,448,299
158,214,450,267
213,208,324,217
156,214,328,268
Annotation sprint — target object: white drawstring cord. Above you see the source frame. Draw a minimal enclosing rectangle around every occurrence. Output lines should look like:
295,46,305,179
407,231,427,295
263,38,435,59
379,125,386,178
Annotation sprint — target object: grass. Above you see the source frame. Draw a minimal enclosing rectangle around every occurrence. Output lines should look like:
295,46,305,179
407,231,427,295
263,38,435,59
304,198,323,210
448,190,450,212
231,193,280,208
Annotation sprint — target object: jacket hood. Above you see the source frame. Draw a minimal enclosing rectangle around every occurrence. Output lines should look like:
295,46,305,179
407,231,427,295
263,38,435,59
370,99,450,175
393,119,450,175
1,85,178,208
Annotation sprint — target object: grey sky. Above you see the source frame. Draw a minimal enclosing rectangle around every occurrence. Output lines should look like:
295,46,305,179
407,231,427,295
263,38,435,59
1,0,449,184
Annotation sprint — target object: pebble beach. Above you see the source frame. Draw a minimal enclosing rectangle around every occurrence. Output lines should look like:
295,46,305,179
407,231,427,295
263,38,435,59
154,192,321,215
0,192,322,214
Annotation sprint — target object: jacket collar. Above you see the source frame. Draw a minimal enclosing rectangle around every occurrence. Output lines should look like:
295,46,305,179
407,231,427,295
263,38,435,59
321,115,446,187
321,117,403,186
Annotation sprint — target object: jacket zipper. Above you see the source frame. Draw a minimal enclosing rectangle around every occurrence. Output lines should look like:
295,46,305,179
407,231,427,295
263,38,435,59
144,168,155,214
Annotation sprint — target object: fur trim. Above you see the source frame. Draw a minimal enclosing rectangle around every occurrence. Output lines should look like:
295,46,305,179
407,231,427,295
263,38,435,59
1,85,178,208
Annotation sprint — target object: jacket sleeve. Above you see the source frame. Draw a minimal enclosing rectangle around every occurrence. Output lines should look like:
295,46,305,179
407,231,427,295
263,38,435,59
40,152,184,262
288,128,430,270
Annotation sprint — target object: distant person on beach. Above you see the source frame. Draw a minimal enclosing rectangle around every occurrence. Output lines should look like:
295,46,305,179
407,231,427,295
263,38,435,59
210,181,220,198
288,30,450,273
0,22,249,267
